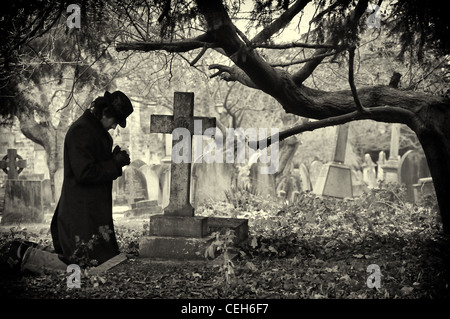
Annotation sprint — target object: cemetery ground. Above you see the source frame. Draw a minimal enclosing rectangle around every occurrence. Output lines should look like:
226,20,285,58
0,183,449,300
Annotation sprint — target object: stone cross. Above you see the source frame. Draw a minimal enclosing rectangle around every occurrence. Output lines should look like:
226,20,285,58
332,123,350,163
150,92,216,217
0,149,27,179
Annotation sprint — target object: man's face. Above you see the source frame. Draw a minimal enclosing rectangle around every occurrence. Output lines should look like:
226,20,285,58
101,116,117,130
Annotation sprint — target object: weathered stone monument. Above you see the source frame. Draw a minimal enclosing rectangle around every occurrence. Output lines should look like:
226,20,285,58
139,92,248,260
362,153,377,188
381,123,401,183
313,123,353,198
0,149,44,224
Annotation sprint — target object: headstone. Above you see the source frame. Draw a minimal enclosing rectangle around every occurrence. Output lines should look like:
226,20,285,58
399,150,429,202
130,159,147,169
139,92,248,260
0,149,44,224
192,161,236,206
351,168,367,196
362,153,377,188
149,93,216,216
249,161,276,197
309,160,323,190
1,180,44,224
377,151,386,181
42,179,52,206
313,124,353,198
299,163,312,191
0,149,27,179
381,124,401,183
139,164,160,202
117,165,149,205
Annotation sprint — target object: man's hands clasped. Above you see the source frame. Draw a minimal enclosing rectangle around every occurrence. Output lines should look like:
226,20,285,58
112,145,130,167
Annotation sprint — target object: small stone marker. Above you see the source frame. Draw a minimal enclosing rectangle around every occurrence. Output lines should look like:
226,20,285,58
313,124,353,198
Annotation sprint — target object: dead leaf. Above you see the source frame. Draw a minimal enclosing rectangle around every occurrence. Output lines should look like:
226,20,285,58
400,286,414,296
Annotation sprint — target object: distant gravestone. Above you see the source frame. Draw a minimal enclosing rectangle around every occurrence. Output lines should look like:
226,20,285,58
139,164,160,203
377,151,386,181
0,149,44,224
362,154,377,188
117,166,149,205
42,179,52,206
313,124,353,198
399,150,429,202
130,159,146,169
299,163,312,191
2,180,44,224
351,168,367,197
249,161,276,197
309,160,323,191
192,161,236,206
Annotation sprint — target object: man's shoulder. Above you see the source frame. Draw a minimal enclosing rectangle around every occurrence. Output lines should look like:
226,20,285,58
67,112,96,136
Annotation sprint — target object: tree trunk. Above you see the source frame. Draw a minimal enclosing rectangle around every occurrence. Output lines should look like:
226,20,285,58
18,112,58,202
413,106,450,234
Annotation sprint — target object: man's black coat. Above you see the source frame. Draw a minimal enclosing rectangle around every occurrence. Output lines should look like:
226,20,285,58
51,110,122,265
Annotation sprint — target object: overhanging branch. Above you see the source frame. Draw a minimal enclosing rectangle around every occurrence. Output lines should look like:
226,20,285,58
252,104,418,150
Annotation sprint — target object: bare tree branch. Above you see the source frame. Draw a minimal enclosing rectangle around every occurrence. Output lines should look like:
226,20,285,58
348,47,365,112
251,0,312,44
256,42,338,49
252,105,418,150
116,33,215,53
292,0,370,84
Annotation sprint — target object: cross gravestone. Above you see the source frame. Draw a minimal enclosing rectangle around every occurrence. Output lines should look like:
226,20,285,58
313,123,353,198
381,123,401,183
139,92,248,260
0,149,44,224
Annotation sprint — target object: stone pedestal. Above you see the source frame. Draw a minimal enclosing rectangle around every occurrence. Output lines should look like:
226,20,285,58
381,160,399,183
139,216,248,260
313,162,353,198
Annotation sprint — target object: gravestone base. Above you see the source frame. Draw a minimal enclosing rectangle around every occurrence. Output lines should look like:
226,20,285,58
123,200,163,218
313,162,353,198
381,160,399,183
140,216,248,260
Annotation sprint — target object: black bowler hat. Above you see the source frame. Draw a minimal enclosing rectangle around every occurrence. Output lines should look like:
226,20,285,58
104,91,134,128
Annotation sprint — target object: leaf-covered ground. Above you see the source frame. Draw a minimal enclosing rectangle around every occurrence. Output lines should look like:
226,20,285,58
1,183,449,299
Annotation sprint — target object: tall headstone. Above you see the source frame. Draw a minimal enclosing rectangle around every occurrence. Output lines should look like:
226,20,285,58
313,124,353,198
381,123,401,183
139,92,248,260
